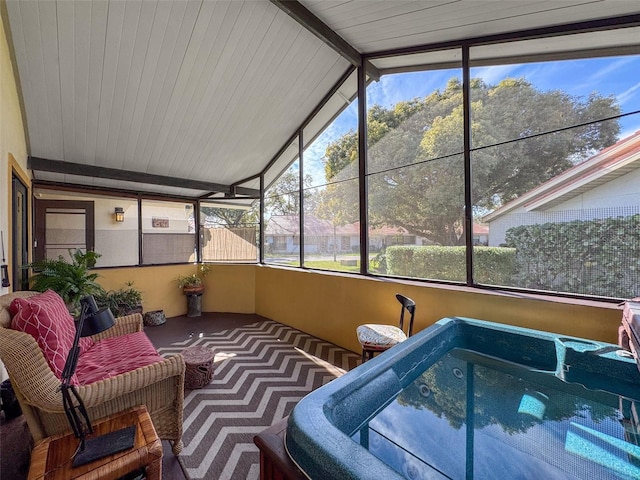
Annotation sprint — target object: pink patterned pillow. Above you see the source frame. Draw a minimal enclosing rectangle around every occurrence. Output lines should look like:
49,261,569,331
10,290,92,380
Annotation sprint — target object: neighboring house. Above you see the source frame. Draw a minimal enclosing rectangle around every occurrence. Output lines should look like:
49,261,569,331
264,215,426,254
473,224,489,246
484,131,640,246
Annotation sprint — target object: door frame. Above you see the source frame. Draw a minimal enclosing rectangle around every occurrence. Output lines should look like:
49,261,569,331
11,173,30,290
34,200,95,261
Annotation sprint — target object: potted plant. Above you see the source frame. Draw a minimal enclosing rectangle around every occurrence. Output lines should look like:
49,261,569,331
23,249,103,314
176,264,211,317
176,264,211,295
94,281,143,317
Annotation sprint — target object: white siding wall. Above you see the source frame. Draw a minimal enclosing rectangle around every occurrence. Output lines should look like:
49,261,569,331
488,169,640,246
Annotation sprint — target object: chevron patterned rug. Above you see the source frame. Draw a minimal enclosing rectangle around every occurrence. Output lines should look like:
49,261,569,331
157,319,360,480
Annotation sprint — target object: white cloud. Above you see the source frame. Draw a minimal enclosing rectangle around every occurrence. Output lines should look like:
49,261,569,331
617,81,640,106
472,64,521,85
589,57,636,81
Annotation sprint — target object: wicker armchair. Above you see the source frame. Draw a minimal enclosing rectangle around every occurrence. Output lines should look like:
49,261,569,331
0,291,185,455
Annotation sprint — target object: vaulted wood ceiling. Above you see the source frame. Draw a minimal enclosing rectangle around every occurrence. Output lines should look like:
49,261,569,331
4,0,639,199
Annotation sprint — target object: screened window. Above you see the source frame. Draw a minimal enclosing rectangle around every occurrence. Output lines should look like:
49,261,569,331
200,202,259,262
303,71,360,272
264,140,301,267
471,45,640,298
261,24,640,300
366,53,465,280
33,189,138,267
141,200,195,264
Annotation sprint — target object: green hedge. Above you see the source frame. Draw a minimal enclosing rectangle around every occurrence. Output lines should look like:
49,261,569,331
383,215,639,299
505,214,640,298
386,246,515,284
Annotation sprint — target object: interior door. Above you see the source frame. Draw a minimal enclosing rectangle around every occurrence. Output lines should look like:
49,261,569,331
34,200,95,262
11,175,29,290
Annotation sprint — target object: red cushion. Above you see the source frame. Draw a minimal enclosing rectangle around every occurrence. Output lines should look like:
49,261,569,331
10,290,85,380
75,331,163,385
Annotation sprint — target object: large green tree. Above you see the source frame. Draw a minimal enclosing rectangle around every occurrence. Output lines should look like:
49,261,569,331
200,206,258,228
319,77,620,245
265,169,318,216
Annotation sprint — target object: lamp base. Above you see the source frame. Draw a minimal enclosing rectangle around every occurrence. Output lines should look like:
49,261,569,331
72,425,136,467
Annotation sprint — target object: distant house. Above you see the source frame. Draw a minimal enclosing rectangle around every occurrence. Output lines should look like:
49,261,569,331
473,224,489,246
484,131,640,246
264,215,426,254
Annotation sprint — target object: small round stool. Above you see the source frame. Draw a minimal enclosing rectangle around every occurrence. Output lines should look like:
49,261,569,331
183,346,215,389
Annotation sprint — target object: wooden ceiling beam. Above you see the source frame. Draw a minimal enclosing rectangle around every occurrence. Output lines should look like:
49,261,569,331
28,156,259,197
270,0,380,81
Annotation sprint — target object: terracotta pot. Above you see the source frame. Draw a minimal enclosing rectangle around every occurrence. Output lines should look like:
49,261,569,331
183,285,205,295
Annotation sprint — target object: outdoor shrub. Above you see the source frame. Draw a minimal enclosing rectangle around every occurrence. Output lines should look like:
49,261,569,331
505,214,640,298
386,246,515,284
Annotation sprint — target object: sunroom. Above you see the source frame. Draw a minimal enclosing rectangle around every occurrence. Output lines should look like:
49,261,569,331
1,1,639,479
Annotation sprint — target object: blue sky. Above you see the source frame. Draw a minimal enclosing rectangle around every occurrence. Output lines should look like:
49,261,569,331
301,54,640,187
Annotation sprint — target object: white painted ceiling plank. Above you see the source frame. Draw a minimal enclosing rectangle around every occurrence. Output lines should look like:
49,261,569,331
212,56,348,182
311,0,456,30
163,1,256,179
124,0,173,168
160,1,240,177
70,1,92,164
302,0,356,15
138,0,200,173
56,0,77,163
84,0,109,165
129,0,187,170
5,2,42,154
193,13,304,180
34,1,64,159
305,0,384,18
353,2,640,51
95,0,126,165
177,0,263,171
337,1,520,41
112,0,158,169
104,0,144,167
192,24,318,182
177,1,278,179
150,0,235,176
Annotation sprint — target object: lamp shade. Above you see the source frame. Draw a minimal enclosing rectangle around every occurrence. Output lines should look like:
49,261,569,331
80,308,115,337
78,295,115,337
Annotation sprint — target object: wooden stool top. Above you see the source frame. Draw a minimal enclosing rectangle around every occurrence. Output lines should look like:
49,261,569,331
183,345,215,364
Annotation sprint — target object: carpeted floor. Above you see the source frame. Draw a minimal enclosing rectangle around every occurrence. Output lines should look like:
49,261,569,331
0,312,360,479
156,317,360,479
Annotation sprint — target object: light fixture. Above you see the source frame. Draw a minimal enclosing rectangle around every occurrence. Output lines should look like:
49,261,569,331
61,295,136,467
114,207,125,223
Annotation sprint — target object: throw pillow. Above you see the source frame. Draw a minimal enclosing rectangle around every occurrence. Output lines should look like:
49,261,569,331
10,290,92,380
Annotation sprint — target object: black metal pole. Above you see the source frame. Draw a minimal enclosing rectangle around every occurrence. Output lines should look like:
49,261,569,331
462,44,474,286
358,63,369,274
299,132,305,267
60,302,93,441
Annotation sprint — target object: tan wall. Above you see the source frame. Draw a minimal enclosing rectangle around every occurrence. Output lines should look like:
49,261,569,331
79,262,624,353
96,263,255,318
1,10,29,382
1,9,29,296
254,266,622,354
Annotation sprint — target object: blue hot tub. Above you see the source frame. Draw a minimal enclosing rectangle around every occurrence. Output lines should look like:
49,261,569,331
285,317,640,479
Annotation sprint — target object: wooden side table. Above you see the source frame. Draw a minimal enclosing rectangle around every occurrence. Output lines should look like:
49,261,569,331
28,405,162,480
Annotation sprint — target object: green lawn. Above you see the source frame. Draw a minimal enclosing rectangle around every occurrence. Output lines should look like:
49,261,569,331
304,260,360,272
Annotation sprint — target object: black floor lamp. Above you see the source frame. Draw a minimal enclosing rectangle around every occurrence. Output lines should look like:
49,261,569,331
61,295,137,467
